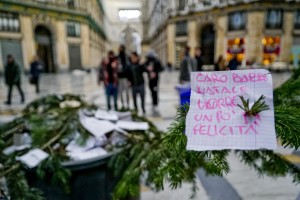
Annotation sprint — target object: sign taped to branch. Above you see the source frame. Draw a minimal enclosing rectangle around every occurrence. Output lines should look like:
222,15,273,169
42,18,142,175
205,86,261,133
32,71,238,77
185,69,277,151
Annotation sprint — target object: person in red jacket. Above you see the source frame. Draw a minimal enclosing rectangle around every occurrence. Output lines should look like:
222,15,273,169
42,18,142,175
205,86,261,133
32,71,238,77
101,51,119,110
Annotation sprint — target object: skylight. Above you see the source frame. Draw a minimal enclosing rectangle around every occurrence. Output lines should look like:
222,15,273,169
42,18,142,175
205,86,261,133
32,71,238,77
118,9,141,21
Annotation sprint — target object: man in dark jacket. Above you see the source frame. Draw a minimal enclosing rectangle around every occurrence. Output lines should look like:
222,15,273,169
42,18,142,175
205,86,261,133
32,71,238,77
228,54,239,70
179,46,197,84
4,54,25,105
30,55,43,94
144,50,163,114
117,45,130,109
128,52,147,114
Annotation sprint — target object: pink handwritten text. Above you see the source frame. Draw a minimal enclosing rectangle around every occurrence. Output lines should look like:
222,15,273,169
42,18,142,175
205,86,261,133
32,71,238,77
193,124,258,136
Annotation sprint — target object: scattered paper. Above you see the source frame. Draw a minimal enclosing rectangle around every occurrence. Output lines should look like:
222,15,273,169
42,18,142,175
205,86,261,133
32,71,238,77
95,109,118,121
13,133,32,146
185,69,276,151
66,136,107,153
17,149,49,168
109,132,127,146
66,137,96,153
80,113,116,137
116,121,149,131
3,144,31,155
116,111,132,121
67,147,107,161
59,100,81,108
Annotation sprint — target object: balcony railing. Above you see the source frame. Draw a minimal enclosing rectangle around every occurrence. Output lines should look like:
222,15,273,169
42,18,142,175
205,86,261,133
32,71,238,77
176,0,259,13
6,0,87,13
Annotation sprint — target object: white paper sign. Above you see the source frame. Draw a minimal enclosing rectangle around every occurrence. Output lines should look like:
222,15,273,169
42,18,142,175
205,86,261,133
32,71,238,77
186,69,277,151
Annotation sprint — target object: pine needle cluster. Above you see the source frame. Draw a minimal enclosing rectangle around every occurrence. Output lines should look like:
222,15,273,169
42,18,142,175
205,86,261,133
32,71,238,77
238,95,270,116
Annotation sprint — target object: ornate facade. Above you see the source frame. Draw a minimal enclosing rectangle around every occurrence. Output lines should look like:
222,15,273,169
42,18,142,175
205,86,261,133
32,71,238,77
0,0,107,73
142,0,300,68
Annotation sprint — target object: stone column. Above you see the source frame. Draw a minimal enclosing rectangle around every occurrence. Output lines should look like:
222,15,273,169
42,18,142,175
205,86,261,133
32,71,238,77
167,23,176,65
280,11,293,62
188,20,198,57
81,23,90,68
215,15,227,60
246,12,264,64
55,20,69,71
20,15,35,71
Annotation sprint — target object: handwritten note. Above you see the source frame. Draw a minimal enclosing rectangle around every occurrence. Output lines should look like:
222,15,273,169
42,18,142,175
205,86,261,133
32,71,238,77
186,69,277,151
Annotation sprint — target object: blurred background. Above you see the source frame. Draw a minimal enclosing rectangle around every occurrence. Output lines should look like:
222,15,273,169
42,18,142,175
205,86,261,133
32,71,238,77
0,0,299,73
0,0,300,199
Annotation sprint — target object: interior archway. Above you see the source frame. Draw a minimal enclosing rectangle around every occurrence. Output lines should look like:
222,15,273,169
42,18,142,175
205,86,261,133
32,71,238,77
35,25,55,73
200,24,215,65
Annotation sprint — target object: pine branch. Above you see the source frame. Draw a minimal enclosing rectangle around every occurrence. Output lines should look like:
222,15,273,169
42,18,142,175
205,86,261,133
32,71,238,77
274,67,300,106
0,95,84,199
238,95,270,117
235,150,300,183
275,106,300,149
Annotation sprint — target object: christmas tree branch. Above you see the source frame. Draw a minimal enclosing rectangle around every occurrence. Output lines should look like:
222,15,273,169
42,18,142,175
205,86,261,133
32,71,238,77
0,164,20,178
238,95,270,117
275,106,300,149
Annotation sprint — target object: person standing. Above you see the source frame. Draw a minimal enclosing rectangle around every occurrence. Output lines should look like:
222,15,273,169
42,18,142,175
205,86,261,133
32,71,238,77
117,45,130,110
4,54,25,105
228,54,239,70
144,50,163,113
195,47,204,71
30,55,43,94
215,55,226,71
179,46,197,84
128,52,147,115
167,62,172,71
102,51,118,110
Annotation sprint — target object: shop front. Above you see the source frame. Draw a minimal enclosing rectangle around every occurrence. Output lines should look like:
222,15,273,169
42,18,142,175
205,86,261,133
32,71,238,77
226,37,245,62
262,36,281,66
226,11,246,63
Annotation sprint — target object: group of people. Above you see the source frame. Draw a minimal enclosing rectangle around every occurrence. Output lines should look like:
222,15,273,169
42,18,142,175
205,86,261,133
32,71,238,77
98,45,163,115
4,54,43,105
4,45,240,108
179,46,240,83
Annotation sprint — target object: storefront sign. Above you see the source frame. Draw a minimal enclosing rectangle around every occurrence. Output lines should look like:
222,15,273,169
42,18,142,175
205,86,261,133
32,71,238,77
185,70,276,151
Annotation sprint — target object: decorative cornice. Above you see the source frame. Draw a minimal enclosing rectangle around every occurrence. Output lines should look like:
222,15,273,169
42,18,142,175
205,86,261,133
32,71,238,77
0,0,86,16
0,0,106,39
87,15,106,39
145,0,300,42
96,0,105,14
